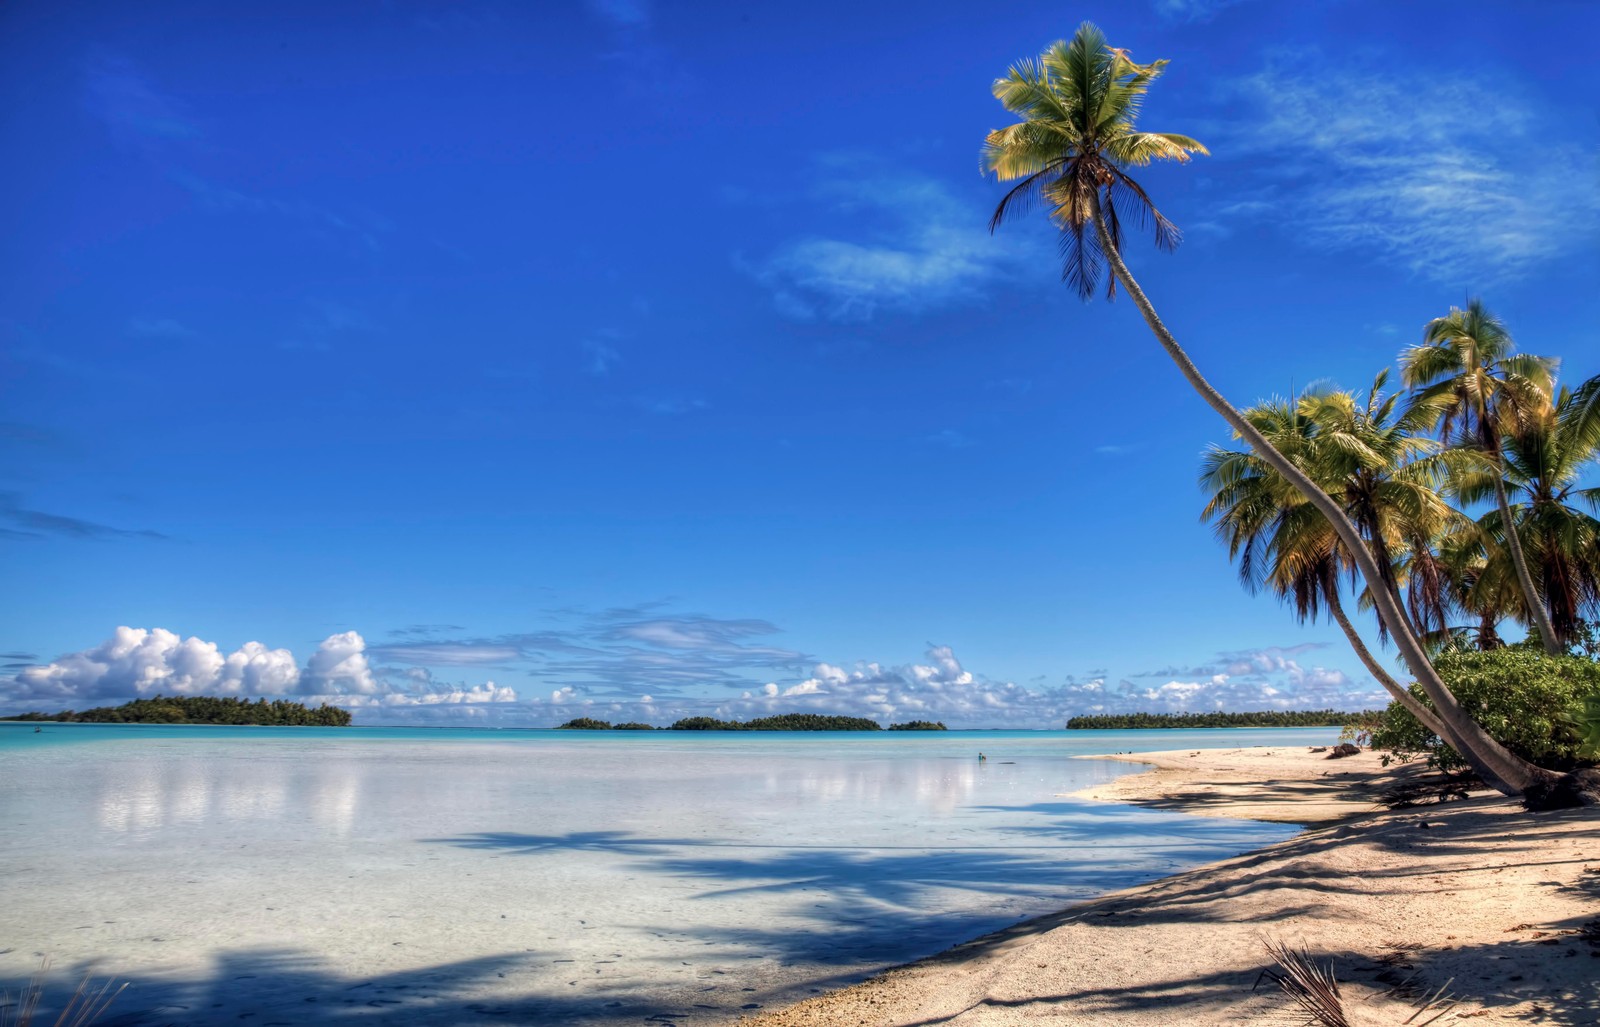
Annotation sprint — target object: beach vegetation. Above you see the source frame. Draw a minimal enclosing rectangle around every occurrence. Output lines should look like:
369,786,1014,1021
669,713,884,731
887,720,948,730
555,717,612,730
1371,648,1600,772
612,721,656,730
1065,710,1364,730
1,695,351,726
983,22,1598,805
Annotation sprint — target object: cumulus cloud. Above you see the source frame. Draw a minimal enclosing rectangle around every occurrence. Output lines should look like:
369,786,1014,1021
14,628,240,701
3,628,517,710
302,631,381,695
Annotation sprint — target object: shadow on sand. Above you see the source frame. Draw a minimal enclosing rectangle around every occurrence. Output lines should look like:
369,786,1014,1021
0,945,793,1027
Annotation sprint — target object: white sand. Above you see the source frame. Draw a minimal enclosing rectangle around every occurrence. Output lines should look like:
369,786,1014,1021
744,747,1600,1025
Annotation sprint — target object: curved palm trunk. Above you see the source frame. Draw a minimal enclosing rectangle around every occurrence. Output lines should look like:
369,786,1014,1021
1322,583,1515,794
1087,193,1552,797
1490,474,1561,654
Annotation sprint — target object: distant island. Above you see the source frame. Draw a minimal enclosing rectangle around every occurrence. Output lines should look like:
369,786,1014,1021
2,695,352,727
1065,710,1366,730
556,714,947,731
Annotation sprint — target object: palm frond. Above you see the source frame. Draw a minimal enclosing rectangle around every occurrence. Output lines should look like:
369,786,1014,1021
1255,940,1349,1027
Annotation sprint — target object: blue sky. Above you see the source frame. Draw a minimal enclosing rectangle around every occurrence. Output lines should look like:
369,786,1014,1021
3,0,1597,726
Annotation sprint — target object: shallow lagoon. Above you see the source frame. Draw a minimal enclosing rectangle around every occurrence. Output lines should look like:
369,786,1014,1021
0,725,1331,1024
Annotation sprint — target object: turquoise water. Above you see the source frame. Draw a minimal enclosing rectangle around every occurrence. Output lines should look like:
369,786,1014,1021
0,720,1339,753
0,724,1335,1025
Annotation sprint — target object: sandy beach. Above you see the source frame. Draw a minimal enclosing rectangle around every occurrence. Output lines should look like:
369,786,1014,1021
744,746,1600,1026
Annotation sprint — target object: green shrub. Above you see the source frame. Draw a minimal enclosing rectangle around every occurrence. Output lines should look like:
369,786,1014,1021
1372,649,1600,771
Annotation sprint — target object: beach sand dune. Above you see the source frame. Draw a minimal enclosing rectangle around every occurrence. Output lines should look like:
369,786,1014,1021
744,747,1599,1025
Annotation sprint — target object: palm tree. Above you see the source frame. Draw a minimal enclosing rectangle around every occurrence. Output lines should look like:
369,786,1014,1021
1200,379,1458,747
1415,516,1516,653
1451,377,1600,646
1400,300,1561,653
983,23,1556,797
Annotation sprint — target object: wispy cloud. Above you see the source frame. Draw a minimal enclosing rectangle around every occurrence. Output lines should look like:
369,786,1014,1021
587,0,649,28
81,56,387,254
638,396,706,416
748,163,1029,322
1213,53,1600,282
172,171,386,253
127,317,196,341
584,338,622,375
279,300,380,352
1152,0,1257,23
927,429,975,449
0,492,167,543
84,56,199,143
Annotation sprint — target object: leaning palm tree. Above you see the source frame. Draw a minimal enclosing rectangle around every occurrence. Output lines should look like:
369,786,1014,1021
983,23,1557,798
1400,301,1561,653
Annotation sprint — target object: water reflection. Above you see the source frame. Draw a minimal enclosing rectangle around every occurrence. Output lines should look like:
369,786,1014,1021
6,733,1303,1027
94,755,348,833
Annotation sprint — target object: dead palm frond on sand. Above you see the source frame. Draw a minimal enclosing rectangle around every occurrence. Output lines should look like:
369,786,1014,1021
0,961,126,1027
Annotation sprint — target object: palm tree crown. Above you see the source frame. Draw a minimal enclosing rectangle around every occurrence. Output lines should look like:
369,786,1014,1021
982,22,1207,299
1401,298,1563,652
1401,300,1556,451
1452,382,1600,643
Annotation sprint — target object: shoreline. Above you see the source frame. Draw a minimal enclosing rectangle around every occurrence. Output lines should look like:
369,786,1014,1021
742,746,1598,1025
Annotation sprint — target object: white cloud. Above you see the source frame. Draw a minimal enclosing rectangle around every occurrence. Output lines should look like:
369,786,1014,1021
1215,55,1600,283
4,626,1384,727
4,627,497,707
366,643,522,666
302,631,380,695
15,627,232,701
1153,0,1255,22
220,641,301,694
366,682,519,706
749,168,1030,322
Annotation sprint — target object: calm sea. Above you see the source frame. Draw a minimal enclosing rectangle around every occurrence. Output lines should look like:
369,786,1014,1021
0,724,1334,1025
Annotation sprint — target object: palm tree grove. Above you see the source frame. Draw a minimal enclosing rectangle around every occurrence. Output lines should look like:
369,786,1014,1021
984,22,1600,808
